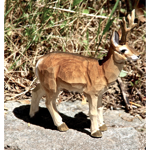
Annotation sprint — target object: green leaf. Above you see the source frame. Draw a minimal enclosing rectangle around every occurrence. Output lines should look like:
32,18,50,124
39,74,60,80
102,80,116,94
102,0,119,36
119,70,128,77
33,34,39,43
4,6,13,18
7,30,12,36
143,10,146,17
82,9,89,14
130,81,134,86
60,21,67,28
135,80,139,85
83,39,88,44
102,18,115,36
120,8,126,13
72,0,83,7
62,45,66,52
95,0,119,56
108,0,120,20
101,13,106,16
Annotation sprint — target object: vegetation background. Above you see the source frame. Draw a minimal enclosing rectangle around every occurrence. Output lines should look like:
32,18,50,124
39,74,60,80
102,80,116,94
4,0,146,118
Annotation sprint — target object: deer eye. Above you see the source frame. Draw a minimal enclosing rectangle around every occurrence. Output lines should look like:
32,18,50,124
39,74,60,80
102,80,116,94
120,49,127,54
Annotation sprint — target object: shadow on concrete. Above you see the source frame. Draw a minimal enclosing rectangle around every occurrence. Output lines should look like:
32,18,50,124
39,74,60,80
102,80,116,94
13,105,91,136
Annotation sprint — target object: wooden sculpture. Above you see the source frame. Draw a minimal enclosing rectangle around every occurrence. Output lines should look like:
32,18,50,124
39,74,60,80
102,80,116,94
29,10,139,138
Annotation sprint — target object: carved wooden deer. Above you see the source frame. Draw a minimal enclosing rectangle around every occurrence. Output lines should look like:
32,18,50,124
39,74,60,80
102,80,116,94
29,10,139,138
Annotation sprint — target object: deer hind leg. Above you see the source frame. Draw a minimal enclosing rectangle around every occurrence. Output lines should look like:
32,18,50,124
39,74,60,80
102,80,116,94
45,91,69,132
29,83,46,118
87,94,102,138
97,95,107,132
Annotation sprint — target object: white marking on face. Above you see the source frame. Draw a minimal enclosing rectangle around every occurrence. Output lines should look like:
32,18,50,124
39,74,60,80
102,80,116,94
130,55,139,61
113,39,118,46
112,31,119,46
113,37,118,46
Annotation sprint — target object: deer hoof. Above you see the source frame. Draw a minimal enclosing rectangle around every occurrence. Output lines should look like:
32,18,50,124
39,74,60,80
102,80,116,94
99,124,107,132
91,130,102,138
29,111,36,118
57,123,69,132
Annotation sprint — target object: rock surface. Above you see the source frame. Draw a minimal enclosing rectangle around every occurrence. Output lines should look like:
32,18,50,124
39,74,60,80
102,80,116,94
4,100,146,150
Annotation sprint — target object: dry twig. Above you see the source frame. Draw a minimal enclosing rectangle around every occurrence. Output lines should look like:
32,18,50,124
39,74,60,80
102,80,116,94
5,77,37,102
50,7,109,19
117,77,131,110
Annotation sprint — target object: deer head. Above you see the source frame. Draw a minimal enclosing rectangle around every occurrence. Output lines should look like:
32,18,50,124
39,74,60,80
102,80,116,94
110,9,140,62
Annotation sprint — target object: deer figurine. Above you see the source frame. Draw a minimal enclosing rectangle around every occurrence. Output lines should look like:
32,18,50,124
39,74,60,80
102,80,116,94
29,10,139,138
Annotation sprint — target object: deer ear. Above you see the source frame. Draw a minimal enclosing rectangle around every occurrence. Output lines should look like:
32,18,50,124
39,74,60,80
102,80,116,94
111,31,119,47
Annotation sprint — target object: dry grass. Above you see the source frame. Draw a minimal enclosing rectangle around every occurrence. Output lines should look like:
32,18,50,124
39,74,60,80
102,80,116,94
4,0,146,118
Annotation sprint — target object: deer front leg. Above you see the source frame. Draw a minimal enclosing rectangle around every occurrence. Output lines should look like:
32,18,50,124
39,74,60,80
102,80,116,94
97,95,107,132
88,95,102,138
29,83,46,117
45,91,69,132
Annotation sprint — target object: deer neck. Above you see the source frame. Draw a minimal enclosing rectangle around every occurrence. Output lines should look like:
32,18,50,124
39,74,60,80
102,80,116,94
102,46,125,84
